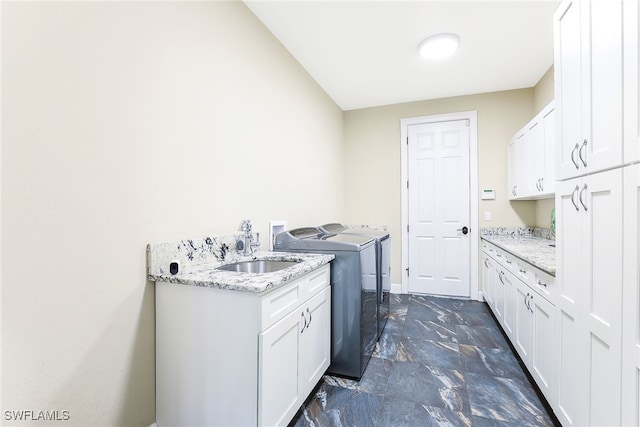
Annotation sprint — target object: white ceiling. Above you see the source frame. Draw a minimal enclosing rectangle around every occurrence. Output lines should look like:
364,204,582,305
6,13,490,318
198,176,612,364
244,0,560,111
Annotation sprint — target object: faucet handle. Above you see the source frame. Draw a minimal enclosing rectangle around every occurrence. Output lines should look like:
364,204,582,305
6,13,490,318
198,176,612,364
239,219,252,232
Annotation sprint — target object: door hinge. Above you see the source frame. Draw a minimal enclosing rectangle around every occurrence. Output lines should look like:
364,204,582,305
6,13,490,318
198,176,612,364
406,180,409,189
406,267,409,277
406,137,409,144
407,225,409,233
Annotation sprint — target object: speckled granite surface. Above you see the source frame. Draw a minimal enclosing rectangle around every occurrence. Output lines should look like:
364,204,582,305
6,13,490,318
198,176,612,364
147,236,333,293
481,228,556,276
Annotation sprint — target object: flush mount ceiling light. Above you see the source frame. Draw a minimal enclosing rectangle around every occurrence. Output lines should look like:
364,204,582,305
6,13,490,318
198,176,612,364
418,33,460,60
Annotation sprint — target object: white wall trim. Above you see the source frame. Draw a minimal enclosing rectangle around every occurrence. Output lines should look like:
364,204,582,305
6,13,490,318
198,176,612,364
400,111,480,300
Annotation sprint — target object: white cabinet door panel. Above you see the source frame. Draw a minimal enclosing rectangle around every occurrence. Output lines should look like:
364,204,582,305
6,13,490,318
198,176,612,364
530,293,558,405
514,280,532,362
555,0,584,180
624,0,640,164
300,287,331,394
259,309,302,427
555,169,623,426
622,164,640,426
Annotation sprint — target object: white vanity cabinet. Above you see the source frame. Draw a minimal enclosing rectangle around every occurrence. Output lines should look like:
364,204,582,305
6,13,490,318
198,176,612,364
481,241,559,409
155,264,331,427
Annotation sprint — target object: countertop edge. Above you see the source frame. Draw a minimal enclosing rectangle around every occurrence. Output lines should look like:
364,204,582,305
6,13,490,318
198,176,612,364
481,235,556,277
149,253,334,293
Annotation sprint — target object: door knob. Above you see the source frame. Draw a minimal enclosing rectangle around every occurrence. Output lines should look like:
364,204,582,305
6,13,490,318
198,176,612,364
457,226,469,235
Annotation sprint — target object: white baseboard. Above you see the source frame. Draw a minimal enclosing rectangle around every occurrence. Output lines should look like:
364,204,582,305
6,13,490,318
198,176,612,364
390,283,403,294
148,423,157,427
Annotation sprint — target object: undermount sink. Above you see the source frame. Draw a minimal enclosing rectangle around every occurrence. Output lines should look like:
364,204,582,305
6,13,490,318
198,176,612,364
216,259,300,274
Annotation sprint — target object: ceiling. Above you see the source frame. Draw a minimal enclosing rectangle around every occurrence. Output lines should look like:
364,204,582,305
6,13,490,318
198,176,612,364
244,0,560,111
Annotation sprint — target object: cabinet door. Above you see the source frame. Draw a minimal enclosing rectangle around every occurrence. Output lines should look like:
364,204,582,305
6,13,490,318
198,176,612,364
528,119,545,196
556,170,624,426
502,269,517,340
508,140,517,199
555,177,589,426
508,132,527,199
300,286,331,395
555,0,584,180
530,292,558,405
585,0,623,174
515,131,527,198
259,308,303,427
622,164,640,426
514,280,532,362
624,0,640,164
583,169,623,426
542,104,556,194
482,254,496,308
494,268,505,323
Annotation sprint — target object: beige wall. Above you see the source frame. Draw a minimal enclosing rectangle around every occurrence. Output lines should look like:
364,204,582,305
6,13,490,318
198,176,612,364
534,66,555,114
344,89,538,285
1,2,343,426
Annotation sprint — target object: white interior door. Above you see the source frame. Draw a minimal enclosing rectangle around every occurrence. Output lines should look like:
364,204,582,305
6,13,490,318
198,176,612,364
407,120,471,297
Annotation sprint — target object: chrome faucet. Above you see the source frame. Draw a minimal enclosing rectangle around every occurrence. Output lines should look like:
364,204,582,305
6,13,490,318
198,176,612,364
238,219,260,256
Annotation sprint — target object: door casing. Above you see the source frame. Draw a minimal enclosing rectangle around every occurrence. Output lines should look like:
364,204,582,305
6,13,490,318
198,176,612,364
400,111,479,299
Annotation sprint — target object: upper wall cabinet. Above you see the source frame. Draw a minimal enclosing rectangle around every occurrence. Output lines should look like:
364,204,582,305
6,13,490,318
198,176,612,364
554,0,624,180
508,101,556,200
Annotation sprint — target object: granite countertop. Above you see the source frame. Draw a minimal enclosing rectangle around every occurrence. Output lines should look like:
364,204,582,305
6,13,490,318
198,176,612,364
481,233,556,276
149,251,334,293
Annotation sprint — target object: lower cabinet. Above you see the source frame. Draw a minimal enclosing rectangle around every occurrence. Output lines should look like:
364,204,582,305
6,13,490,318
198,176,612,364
155,264,331,427
259,286,331,427
481,242,558,412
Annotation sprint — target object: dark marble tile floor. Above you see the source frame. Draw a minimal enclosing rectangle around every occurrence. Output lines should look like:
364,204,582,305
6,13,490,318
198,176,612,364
290,294,559,427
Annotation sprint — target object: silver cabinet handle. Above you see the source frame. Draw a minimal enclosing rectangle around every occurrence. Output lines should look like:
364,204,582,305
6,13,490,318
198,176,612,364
506,260,512,265
579,184,588,211
301,312,307,333
484,259,489,268
499,271,505,284
571,185,580,211
513,185,518,197
519,269,527,274
528,294,534,313
306,307,312,328
579,139,588,167
536,179,541,191
571,143,580,169
537,280,548,287
540,177,544,191
524,293,530,311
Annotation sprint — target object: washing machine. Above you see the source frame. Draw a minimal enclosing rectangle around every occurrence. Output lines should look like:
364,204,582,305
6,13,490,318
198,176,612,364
274,227,377,379
319,223,391,338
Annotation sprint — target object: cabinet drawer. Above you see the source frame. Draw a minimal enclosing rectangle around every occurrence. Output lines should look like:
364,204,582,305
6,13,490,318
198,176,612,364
303,264,330,299
502,252,517,273
532,267,556,304
514,261,533,286
261,277,305,330
483,241,498,257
